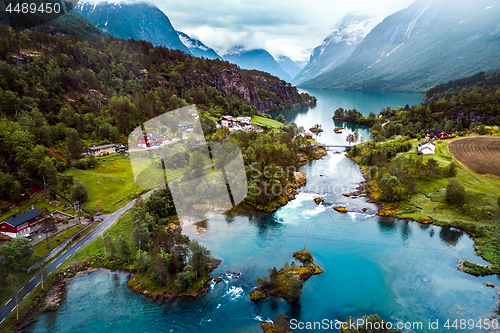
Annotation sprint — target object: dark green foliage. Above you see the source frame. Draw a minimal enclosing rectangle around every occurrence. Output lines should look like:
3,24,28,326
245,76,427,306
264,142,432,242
0,24,314,205
498,195,500,209
175,265,196,291
445,161,458,177
343,314,402,333
287,276,302,300
103,235,116,258
0,237,34,275
379,173,401,202
188,240,211,279
70,182,89,205
117,234,132,261
445,179,466,206
131,221,150,250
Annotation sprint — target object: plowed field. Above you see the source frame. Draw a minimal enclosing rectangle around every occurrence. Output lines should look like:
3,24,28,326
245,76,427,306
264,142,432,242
449,137,500,177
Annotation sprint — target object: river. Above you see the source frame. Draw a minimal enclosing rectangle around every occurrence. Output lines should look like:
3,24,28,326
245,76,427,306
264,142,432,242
25,90,499,333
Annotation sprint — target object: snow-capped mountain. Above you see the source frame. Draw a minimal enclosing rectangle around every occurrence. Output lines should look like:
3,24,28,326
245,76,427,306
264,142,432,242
75,1,190,54
293,13,377,85
223,47,292,81
276,55,303,81
176,31,221,60
300,0,500,92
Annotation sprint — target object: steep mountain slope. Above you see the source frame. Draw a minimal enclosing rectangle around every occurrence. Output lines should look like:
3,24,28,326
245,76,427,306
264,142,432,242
75,1,190,54
176,31,221,60
223,47,291,82
300,0,500,92
276,55,303,80
293,13,377,85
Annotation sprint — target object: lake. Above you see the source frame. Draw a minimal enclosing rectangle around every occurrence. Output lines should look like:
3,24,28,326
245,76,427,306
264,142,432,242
26,90,500,333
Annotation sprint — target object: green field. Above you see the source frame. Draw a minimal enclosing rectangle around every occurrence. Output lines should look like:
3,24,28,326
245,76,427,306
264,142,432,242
251,115,285,128
70,154,147,214
394,139,500,226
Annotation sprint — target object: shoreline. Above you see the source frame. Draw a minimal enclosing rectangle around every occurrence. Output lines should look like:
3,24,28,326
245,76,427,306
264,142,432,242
244,147,327,213
345,146,499,276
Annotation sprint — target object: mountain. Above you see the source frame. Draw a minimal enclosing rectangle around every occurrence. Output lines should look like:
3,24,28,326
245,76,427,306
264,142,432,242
293,13,377,85
176,31,221,60
300,0,500,92
223,47,291,82
75,1,191,54
276,55,303,80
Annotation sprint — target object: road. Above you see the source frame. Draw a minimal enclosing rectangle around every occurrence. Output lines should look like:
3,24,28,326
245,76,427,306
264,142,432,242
0,189,157,326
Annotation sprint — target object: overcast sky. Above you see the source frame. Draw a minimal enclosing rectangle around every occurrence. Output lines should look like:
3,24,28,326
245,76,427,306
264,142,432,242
153,0,415,61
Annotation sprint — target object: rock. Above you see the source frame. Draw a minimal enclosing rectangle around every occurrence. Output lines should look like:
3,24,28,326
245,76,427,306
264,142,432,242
313,197,324,205
485,281,495,288
343,193,351,197
250,289,267,301
215,278,222,283
334,206,347,213
419,216,432,224
362,208,368,212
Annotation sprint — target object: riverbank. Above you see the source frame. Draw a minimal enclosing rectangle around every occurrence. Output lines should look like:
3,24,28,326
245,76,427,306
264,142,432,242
347,137,500,276
127,258,222,302
244,147,327,213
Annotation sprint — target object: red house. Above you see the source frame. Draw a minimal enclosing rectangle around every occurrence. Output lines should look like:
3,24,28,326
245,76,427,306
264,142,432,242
0,208,41,238
138,133,163,148
304,132,313,138
426,130,455,139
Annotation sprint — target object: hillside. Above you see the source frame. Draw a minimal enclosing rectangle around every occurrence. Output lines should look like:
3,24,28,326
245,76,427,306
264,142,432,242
0,25,315,206
75,1,191,54
223,47,291,82
293,13,376,85
176,31,221,60
300,0,500,92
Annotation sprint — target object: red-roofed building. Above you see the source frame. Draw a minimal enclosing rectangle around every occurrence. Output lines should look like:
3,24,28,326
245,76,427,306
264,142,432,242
0,208,41,238
304,132,313,138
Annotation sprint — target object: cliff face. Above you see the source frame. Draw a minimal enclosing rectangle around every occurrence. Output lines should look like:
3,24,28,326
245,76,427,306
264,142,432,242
211,69,313,112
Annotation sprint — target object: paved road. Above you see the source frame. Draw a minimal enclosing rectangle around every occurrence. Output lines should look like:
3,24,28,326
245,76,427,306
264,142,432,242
0,189,157,326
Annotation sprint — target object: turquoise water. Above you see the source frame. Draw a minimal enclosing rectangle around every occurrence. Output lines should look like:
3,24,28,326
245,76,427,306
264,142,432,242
26,91,499,333
271,89,424,148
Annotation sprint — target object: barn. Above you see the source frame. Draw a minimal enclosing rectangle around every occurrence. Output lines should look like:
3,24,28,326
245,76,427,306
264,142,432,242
0,208,41,238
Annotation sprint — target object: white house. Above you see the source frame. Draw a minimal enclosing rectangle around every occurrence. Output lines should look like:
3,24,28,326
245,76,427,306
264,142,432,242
418,141,436,155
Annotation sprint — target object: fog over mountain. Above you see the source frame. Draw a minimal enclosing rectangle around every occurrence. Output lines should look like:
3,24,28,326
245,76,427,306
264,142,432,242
299,0,500,92
223,47,292,81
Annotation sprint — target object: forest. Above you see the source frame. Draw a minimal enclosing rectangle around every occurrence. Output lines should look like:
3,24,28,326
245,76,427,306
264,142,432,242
0,23,315,207
333,71,500,140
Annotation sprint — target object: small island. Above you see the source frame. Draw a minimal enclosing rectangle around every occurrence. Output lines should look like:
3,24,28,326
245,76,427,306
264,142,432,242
309,124,324,133
250,249,323,302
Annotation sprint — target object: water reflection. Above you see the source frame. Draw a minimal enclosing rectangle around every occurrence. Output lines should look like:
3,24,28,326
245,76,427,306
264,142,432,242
401,221,412,242
377,217,397,235
439,227,464,247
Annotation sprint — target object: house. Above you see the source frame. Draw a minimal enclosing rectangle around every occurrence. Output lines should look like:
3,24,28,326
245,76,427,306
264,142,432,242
88,144,118,156
178,123,194,132
426,130,454,139
195,138,207,147
304,132,313,138
236,117,251,124
137,135,150,148
51,210,74,223
418,141,436,155
115,144,128,153
150,133,163,146
0,208,41,238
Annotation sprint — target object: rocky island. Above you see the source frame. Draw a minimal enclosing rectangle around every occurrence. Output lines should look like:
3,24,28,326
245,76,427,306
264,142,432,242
250,249,323,302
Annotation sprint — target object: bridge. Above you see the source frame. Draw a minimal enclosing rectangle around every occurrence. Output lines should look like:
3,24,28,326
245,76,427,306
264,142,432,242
317,144,350,151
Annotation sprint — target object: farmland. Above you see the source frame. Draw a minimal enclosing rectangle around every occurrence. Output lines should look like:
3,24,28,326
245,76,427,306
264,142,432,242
449,137,500,178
